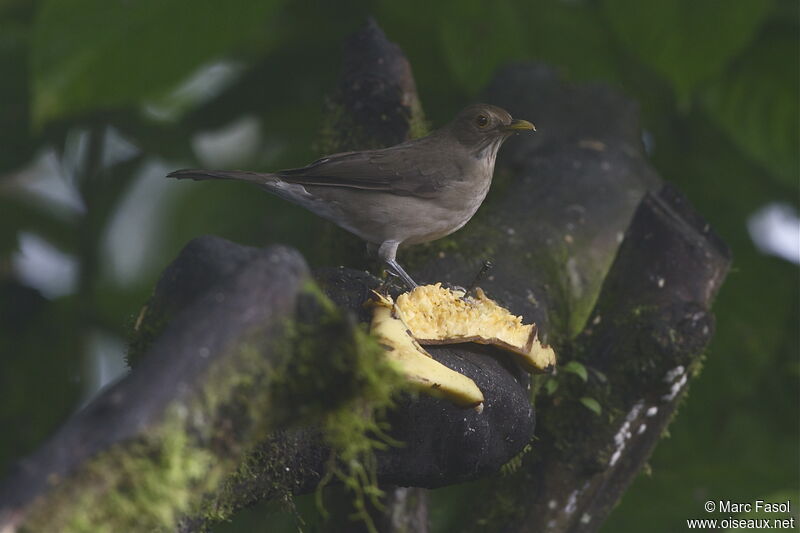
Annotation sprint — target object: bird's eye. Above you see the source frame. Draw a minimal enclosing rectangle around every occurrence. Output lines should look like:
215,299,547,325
475,114,489,128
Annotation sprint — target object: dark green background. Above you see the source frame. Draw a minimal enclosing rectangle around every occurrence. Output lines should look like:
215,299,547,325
1,0,797,531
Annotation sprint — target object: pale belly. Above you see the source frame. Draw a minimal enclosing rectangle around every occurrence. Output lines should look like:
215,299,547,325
331,175,492,246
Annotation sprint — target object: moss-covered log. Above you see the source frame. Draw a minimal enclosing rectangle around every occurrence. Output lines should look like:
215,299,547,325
0,243,369,532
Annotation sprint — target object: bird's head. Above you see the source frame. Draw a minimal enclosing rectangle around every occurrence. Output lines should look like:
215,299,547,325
444,103,535,156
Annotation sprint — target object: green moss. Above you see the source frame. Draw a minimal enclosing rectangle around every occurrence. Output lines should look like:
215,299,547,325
689,352,706,378
268,282,400,421
499,443,533,476
206,283,406,532
407,98,430,139
22,408,222,533
202,435,301,525
280,284,406,533
24,307,291,531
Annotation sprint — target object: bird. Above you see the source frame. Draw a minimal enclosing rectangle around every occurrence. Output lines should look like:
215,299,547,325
168,103,535,289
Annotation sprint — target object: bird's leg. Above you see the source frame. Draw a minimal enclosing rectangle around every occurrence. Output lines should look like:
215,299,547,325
378,240,418,291
368,242,398,294
388,261,418,290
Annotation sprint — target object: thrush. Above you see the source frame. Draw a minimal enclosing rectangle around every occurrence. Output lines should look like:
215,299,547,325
168,103,535,289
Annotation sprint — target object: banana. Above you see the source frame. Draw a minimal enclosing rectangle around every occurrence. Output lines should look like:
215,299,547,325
369,292,485,410
395,284,556,373
369,284,557,409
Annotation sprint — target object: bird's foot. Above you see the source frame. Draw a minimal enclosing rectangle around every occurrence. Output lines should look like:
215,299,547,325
377,270,405,296
385,259,419,292
441,282,468,294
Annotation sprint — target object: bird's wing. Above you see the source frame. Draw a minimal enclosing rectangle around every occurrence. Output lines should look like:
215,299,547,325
276,144,449,198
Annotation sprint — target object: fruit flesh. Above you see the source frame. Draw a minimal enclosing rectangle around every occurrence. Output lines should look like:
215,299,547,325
395,284,557,373
368,285,557,409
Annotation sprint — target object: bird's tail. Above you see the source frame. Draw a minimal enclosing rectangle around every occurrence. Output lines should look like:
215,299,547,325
167,169,275,184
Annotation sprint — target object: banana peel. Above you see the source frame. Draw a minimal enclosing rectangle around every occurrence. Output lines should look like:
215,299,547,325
369,292,485,410
368,284,557,410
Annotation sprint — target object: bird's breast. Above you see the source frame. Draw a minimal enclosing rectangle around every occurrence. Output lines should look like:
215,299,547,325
440,156,495,212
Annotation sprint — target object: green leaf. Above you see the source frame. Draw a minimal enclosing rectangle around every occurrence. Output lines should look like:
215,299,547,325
602,0,771,100
31,0,283,126
544,378,559,395
701,28,799,188
563,360,588,382
580,397,602,416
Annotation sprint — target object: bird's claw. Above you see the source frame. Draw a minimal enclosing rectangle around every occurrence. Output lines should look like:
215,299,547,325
377,270,404,296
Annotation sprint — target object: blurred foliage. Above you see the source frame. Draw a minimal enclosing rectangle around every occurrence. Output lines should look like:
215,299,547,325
0,0,34,172
703,24,799,188
0,0,797,532
31,0,284,125
602,0,771,100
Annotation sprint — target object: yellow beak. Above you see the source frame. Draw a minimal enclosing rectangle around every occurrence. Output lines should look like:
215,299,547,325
505,119,536,132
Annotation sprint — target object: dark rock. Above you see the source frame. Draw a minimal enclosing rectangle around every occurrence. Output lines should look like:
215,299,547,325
335,16,425,149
